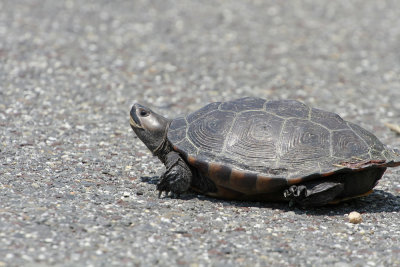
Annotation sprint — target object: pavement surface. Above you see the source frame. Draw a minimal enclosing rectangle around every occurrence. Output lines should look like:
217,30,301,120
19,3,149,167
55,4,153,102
1,0,400,266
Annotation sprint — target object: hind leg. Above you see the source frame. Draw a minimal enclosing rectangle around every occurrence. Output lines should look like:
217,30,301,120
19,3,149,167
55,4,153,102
283,181,344,207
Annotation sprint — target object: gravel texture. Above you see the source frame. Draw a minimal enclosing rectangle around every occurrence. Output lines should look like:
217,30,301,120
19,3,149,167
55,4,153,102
1,0,400,266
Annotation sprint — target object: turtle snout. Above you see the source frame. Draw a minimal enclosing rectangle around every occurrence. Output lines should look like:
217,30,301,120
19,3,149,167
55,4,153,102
130,104,142,128
130,104,137,119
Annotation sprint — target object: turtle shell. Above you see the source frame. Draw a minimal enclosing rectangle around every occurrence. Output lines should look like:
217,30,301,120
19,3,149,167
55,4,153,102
167,97,400,198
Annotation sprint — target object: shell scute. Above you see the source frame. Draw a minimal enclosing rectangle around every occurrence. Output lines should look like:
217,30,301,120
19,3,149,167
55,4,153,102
168,126,187,144
347,122,386,156
255,175,287,193
219,97,265,112
278,118,331,173
225,111,284,166
174,139,198,156
331,129,369,158
228,170,258,193
169,117,187,131
311,108,348,130
187,110,235,154
207,162,232,185
187,102,221,123
265,99,309,118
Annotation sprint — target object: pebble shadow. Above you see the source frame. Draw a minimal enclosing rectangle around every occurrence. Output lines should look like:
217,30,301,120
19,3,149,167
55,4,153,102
140,176,159,185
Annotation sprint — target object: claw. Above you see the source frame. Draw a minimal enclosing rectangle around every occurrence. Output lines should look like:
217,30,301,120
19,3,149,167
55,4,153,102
155,157,190,198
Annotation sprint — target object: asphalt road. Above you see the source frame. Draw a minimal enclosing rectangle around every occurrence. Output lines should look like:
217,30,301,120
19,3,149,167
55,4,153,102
1,0,400,266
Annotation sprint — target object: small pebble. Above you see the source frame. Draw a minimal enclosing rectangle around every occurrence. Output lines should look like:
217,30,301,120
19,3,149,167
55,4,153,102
348,211,362,224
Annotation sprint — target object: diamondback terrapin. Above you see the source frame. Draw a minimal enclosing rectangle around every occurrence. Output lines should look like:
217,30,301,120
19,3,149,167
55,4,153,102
129,97,400,206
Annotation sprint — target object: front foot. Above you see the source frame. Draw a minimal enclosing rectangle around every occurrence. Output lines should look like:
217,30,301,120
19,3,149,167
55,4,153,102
156,152,192,197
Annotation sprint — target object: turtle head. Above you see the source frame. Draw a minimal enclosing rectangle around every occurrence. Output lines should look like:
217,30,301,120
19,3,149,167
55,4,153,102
130,103,171,155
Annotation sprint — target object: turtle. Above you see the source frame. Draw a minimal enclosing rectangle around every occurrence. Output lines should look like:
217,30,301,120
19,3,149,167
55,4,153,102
129,97,400,207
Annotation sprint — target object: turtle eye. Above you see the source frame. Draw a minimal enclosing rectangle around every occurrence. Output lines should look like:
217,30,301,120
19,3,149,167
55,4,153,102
139,109,149,117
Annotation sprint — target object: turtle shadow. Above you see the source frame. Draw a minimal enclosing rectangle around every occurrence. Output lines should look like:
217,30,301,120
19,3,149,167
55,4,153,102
193,191,400,216
218,189,400,215
140,176,399,215
286,190,400,216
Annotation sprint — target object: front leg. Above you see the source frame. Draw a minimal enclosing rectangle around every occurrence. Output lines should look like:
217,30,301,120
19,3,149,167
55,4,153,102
157,151,192,197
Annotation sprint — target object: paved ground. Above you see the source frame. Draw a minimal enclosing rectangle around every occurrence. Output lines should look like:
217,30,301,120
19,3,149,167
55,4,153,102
1,0,400,266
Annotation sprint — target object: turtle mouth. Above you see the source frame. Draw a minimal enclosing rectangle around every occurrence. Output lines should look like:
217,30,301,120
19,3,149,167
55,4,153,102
130,105,143,129
130,116,142,129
